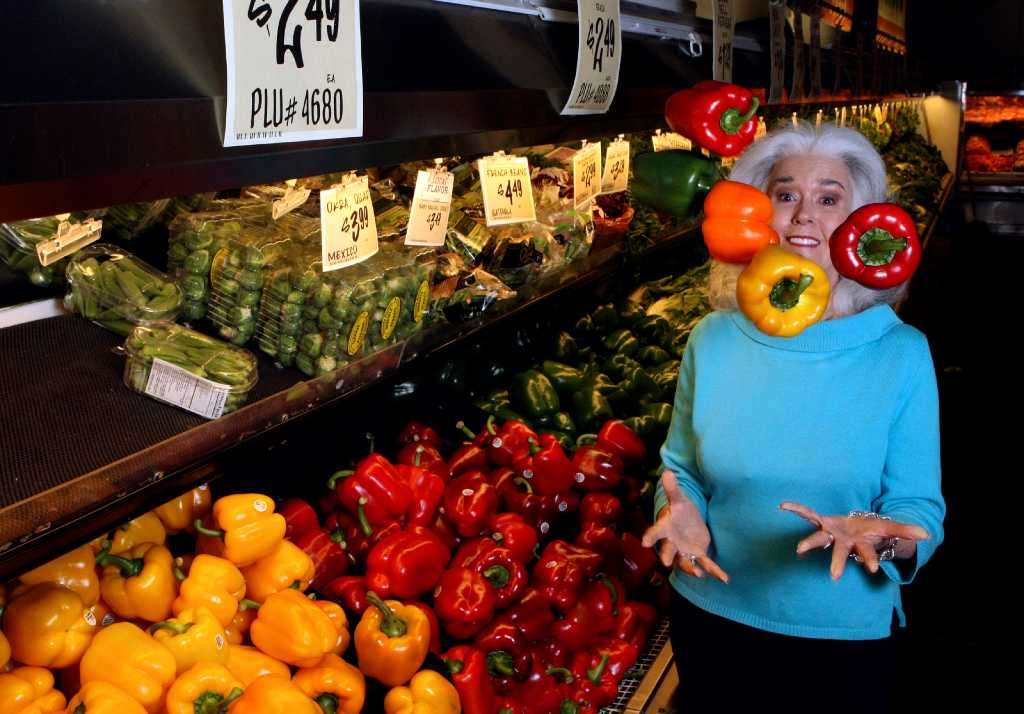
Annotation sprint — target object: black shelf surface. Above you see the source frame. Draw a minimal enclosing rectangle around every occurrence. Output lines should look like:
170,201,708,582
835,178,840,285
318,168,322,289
0,224,700,577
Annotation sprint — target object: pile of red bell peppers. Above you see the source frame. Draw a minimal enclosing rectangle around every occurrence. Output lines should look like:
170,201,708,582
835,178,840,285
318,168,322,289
279,416,665,714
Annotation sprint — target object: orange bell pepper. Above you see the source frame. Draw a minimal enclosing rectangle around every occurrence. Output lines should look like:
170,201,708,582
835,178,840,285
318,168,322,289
224,645,290,687
15,546,100,607
98,513,168,556
2,584,97,668
224,604,257,645
229,675,319,714
0,666,66,713
383,670,460,714
150,607,229,674
195,494,286,567
172,554,246,627
64,681,147,714
0,631,9,671
249,589,337,667
354,593,429,687
79,622,177,713
154,485,213,534
293,654,365,714
314,600,351,657
97,543,177,622
701,180,780,263
240,540,315,603
164,662,243,714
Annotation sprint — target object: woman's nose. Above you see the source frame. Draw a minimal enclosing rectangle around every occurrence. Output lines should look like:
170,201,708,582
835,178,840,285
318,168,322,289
792,201,814,224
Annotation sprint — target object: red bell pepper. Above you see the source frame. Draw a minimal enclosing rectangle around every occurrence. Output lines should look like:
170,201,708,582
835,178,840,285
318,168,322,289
570,639,639,711
294,527,349,591
430,512,461,551
458,418,494,447
444,471,499,538
494,469,558,536
622,476,653,509
408,600,443,655
505,587,556,644
579,493,623,526
397,462,445,527
522,435,575,496
365,526,450,598
495,696,528,714
474,615,531,684
614,601,657,651
532,541,603,614
399,419,441,448
515,656,577,714
330,453,412,532
433,566,497,639
552,575,621,650
324,511,370,566
829,202,922,289
488,512,538,564
278,497,320,540
321,575,368,615
397,442,450,481
452,537,498,569
444,645,496,714
620,532,661,594
574,521,621,568
554,490,580,520
664,80,760,157
488,420,538,466
595,420,646,462
449,424,490,478
469,545,527,608
533,640,572,670
571,446,624,491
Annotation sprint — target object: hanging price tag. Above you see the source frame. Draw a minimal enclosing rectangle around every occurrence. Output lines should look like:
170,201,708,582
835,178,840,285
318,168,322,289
406,168,455,247
320,175,378,271
478,154,536,227
601,139,630,194
222,0,363,146
36,216,103,266
652,132,691,152
713,0,735,82
573,142,602,209
562,0,622,115
272,180,311,220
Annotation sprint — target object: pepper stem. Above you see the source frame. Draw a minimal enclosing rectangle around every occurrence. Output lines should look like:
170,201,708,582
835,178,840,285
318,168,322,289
769,274,814,311
528,438,540,456
513,477,534,495
576,433,598,448
193,519,224,538
356,498,374,537
485,415,497,435
561,701,581,714
149,620,194,636
720,96,760,134
193,688,244,714
414,445,424,467
587,653,610,683
483,564,510,589
239,598,261,610
857,228,909,266
446,658,464,675
599,576,619,616
73,706,85,714
456,420,476,440
315,693,340,714
366,591,407,638
487,650,517,677
173,565,187,582
546,666,575,684
329,529,346,547
327,469,354,489
95,551,144,578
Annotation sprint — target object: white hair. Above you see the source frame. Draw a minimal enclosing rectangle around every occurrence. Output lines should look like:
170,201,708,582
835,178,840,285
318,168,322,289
709,121,908,317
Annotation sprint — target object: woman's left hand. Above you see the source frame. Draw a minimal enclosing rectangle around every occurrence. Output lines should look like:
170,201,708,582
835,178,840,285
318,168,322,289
780,501,929,580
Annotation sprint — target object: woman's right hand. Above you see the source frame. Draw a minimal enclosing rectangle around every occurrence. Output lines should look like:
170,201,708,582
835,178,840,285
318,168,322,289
642,471,730,584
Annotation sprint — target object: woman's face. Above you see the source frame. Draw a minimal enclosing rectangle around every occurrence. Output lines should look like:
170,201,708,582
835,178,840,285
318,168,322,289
767,154,853,289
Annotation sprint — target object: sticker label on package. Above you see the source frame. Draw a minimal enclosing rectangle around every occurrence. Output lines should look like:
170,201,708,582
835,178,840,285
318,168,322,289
381,297,401,340
414,280,430,323
145,358,232,419
347,310,369,356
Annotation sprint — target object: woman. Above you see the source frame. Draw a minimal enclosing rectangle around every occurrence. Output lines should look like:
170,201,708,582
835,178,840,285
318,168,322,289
642,122,945,710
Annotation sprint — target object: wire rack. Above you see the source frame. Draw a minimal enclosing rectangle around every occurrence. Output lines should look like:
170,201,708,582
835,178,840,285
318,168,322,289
600,616,672,714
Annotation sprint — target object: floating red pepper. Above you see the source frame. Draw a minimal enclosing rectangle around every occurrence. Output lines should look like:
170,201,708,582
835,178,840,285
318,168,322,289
330,453,412,533
321,575,368,615
365,526,450,599
665,80,760,157
444,470,499,538
532,540,603,614
488,513,538,565
445,644,497,714
434,566,497,639
293,527,348,591
398,419,442,448
571,446,624,491
278,498,320,540
595,420,647,462
829,202,922,289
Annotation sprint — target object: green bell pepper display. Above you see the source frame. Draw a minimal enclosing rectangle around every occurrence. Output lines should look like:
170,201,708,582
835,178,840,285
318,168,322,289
622,415,658,439
641,402,673,427
636,345,672,366
602,329,640,356
590,303,619,332
554,332,579,362
510,370,561,419
630,150,719,217
537,411,576,434
540,361,585,395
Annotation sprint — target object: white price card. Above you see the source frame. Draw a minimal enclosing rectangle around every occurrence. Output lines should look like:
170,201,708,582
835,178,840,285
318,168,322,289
713,0,735,83
652,132,691,152
601,139,629,194
320,176,379,271
145,359,232,420
406,169,455,247
222,0,363,146
562,0,622,115
573,142,602,209
478,154,536,227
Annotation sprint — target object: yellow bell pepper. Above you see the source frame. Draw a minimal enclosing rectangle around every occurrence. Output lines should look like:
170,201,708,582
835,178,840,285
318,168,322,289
354,593,430,687
0,666,66,714
315,600,351,657
154,485,213,534
736,246,831,337
172,555,246,628
223,604,257,645
249,589,337,667
164,662,243,714
2,584,97,668
15,546,100,607
195,494,286,567
150,607,229,674
240,540,314,604
97,543,177,622
223,645,290,687
63,681,147,714
229,675,319,714
97,513,167,556
383,670,461,714
293,654,365,714
79,622,177,713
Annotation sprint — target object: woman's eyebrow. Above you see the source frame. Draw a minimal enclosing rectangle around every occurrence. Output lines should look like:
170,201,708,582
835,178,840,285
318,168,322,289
768,176,794,187
818,178,846,190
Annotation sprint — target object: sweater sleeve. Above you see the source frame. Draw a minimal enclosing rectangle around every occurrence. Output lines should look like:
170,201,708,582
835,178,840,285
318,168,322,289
874,345,946,585
654,337,710,522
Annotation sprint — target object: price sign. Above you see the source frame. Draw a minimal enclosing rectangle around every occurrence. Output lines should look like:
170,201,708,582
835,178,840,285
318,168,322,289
320,175,378,271
573,142,602,209
406,168,455,247
652,132,691,152
713,0,735,82
601,139,629,194
562,0,622,115
478,154,536,227
222,0,363,146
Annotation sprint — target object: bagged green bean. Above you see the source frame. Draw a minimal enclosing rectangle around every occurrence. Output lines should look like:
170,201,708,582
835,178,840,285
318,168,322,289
0,215,94,288
101,199,172,242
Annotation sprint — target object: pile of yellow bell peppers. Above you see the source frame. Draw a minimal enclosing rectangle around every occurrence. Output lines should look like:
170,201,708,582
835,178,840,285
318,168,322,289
0,486,460,714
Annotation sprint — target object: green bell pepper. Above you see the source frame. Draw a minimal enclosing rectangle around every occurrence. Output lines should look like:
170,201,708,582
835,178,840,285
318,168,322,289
511,370,561,419
570,388,614,431
540,361,585,394
590,303,619,333
630,150,719,217
637,345,672,365
537,410,576,434
641,402,673,427
573,314,595,338
623,366,660,401
603,353,642,381
540,430,574,451
634,316,672,344
554,332,579,363
622,415,658,438
603,329,640,357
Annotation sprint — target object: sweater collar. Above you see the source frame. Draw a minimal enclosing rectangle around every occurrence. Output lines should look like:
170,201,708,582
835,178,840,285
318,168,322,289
729,304,903,352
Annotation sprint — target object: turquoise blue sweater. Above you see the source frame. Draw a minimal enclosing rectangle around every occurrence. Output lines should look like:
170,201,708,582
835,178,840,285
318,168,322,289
654,305,945,640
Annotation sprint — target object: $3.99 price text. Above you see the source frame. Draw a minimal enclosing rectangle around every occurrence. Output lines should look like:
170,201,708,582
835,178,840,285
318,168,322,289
325,199,371,242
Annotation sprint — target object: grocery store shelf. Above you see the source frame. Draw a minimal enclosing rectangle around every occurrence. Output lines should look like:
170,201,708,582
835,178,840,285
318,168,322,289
0,223,701,578
958,171,1024,187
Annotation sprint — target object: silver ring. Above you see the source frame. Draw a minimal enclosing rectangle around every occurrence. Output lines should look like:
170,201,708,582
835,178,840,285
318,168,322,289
824,533,835,550
682,553,698,567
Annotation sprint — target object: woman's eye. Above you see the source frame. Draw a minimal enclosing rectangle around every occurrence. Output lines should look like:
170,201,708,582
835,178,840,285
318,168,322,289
820,195,838,206
776,192,796,202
